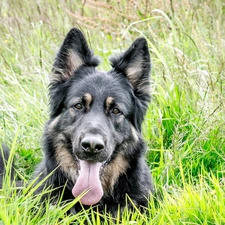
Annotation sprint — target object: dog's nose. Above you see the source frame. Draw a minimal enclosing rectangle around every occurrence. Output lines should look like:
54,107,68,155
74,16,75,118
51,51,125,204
81,135,105,155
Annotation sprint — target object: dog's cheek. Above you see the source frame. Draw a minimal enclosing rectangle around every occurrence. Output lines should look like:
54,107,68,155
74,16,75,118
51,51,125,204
51,109,83,149
130,125,139,144
112,116,131,144
46,115,61,134
59,109,84,133
62,108,78,125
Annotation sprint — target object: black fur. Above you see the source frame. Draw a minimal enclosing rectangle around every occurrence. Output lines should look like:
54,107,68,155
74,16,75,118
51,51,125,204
1,28,154,215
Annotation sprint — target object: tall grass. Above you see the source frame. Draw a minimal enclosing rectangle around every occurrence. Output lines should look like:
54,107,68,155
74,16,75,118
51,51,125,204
0,0,224,224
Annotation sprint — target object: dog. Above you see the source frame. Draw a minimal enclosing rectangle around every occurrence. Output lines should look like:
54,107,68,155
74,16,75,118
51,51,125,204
1,28,154,215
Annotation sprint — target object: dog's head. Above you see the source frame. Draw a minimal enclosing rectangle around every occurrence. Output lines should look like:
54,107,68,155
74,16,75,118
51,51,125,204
47,28,151,205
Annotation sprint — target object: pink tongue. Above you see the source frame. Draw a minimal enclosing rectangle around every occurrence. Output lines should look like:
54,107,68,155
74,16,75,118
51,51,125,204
72,160,103,205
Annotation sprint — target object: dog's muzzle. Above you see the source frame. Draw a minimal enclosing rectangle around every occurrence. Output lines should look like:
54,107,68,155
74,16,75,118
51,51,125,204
72,132,110,206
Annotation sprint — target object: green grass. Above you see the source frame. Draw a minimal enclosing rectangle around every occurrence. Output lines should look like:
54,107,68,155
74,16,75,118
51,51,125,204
0,0,225,224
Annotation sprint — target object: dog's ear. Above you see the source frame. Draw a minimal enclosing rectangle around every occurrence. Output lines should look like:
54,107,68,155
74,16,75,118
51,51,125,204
51,28,99,84
49,28,99,118
110,38,151,105
111,38,151,131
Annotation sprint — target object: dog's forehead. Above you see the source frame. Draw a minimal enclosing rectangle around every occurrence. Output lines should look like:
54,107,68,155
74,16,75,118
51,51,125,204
68,70,133,103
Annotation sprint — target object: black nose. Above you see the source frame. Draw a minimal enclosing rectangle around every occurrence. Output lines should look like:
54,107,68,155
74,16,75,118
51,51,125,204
81,134,105,155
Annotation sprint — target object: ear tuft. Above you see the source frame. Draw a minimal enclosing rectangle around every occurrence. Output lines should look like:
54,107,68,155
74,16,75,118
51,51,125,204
51,28,99,84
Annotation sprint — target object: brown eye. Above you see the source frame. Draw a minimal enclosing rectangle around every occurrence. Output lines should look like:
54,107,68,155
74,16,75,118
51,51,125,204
112,108,121,115
74,103,83,110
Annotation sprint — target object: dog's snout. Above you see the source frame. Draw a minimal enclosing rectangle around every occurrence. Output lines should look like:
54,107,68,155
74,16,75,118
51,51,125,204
81,134,105,155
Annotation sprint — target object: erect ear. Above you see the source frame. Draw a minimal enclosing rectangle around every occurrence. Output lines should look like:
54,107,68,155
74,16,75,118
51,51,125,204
49,28,99,118
51,28,99,84
110,38,151,105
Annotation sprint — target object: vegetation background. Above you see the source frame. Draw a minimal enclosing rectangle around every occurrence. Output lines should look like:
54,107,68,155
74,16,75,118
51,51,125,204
0,0,224,224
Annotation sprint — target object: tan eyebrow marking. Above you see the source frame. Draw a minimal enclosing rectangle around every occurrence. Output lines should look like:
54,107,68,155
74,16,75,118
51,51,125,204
106,97,114,111
84,93,92,110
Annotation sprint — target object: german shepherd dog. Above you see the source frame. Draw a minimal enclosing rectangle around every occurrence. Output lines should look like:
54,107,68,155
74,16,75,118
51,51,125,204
1,28,154,215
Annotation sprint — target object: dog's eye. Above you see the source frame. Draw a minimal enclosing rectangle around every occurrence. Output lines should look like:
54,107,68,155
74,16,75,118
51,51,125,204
73,103,83,110
111,108,121,115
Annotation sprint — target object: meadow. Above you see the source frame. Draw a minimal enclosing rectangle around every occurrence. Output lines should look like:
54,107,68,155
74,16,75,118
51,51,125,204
0,0,224,224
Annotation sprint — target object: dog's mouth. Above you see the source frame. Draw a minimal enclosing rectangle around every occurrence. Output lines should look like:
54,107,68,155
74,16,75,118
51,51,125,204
72,160,105,206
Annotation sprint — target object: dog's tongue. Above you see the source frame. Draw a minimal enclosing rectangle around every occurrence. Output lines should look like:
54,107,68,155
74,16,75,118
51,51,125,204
72,160,103,205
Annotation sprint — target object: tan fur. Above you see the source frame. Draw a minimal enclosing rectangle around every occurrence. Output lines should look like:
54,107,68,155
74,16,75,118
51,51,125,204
125,57,143,85
51,70,69,84
55,137,78,183
67,50,84,74
126,62,150,95
106,97,114,111
101,153,129,195
131,125,139,143
84,93,92,110
48,117,79,183
68,108,76,117
47,115,61,133
137,79,151,95
117,114,124,123
51,50,83,83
